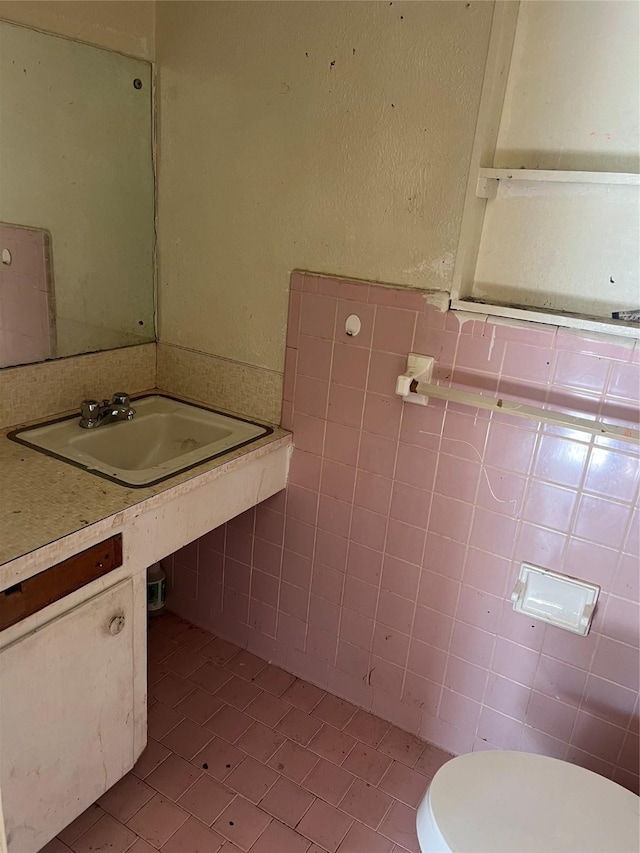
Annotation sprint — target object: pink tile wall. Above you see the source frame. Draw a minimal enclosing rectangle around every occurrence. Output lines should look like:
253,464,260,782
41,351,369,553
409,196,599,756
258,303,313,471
0,223,54,367
167,272,640,793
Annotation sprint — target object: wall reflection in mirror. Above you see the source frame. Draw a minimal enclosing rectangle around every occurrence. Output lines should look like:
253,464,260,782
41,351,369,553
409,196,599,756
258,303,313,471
0,21,155,369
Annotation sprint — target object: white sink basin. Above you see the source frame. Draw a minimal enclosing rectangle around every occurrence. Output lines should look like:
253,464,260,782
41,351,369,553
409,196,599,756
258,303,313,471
9,395,271,487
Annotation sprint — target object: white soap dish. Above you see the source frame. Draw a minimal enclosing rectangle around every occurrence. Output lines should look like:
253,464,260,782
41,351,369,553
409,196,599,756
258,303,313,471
511,563,600,636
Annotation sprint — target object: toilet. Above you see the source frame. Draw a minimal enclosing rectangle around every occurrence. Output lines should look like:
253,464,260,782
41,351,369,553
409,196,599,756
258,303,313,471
416,750,640,852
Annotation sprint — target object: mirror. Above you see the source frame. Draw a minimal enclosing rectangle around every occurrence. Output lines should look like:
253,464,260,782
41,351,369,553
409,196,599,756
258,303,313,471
0,21,154,369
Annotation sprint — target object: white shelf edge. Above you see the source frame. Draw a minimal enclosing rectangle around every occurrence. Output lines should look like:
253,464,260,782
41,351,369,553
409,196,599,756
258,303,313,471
478,167,640,186
450,298,640,339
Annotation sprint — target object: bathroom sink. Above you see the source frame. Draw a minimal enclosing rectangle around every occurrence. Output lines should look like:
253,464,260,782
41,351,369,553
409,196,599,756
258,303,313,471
8,395,272,487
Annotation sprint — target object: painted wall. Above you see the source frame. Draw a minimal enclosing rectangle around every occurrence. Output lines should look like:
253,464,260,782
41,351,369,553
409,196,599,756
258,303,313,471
166,273,639,794
0,1,155,60
155,1,493,374
496,0,639,172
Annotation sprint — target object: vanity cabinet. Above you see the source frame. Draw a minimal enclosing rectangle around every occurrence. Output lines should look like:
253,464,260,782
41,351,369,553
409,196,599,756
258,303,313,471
0,422,290,850
0,577,136,853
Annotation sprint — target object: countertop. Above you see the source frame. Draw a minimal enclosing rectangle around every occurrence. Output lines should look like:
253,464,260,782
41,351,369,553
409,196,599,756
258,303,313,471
0,396,290,567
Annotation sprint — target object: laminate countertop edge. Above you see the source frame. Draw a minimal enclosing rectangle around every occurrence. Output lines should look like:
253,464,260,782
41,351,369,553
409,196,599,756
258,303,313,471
1,416,291,576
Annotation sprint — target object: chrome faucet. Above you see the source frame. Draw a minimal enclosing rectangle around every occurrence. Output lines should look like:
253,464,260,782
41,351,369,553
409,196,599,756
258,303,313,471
79,393,136,429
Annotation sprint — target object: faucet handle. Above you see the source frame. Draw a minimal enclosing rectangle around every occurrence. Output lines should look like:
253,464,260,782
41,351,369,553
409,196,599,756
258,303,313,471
80,399,100,428
112,392,131,407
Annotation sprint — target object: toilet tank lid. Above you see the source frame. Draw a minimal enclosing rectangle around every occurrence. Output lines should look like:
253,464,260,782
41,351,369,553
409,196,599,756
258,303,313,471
429,750,639,853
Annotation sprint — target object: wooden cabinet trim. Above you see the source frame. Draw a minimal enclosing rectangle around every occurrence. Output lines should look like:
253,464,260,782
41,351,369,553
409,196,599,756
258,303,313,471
0,534,123,631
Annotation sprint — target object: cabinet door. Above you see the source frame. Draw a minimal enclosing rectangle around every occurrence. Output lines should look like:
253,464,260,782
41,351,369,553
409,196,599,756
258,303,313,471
0,579,135,853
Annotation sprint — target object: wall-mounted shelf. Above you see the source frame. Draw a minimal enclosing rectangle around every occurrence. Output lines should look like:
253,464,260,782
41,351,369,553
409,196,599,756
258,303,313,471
476,167,640,199
451,2,640,339
448,297,640,340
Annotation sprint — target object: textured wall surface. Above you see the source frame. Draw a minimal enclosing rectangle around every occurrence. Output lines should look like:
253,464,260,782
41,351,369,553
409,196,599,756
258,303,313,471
0,1,155,59
157,343,283,425
167,272,639,794
155,1,493,373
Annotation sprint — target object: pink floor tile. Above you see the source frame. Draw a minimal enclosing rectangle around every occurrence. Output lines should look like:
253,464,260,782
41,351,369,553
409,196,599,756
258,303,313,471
161,815,225,851
245,691,290,727
343,742,393,785
190,661,234,694
132,739,172,781
303,757,355,805
148,659,169,688
312,694,358,729
147,702,184,741
148,635,180,664
163,646,207,678
378,762,429,809
377,728,426,768
98,773,155,823
206,705,254,742
173,624,216,651
267,740,319,782
151,673,196,707
193,736,246,781
297,799,354,853
55,615,458,853
277,707,324,746
340,778,393,829
162,717,214,761
72,814,137,853
378,801,420,853
308,723,357,764
212,796,272,852
176,774,235,824
236,721,287,762
217,675,263,710
126,794,188,849
337,821,395,853
175,686,225,724
39,841,72,853
344,710,391,747
201,637,244,666
225,756,279,803
250,819,311,852
226,650,268,681
146,753,202,802
259,776,315,828
413,744,452,778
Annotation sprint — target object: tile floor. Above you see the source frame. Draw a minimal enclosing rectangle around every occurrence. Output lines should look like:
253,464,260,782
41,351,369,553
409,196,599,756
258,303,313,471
42,612,454,853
